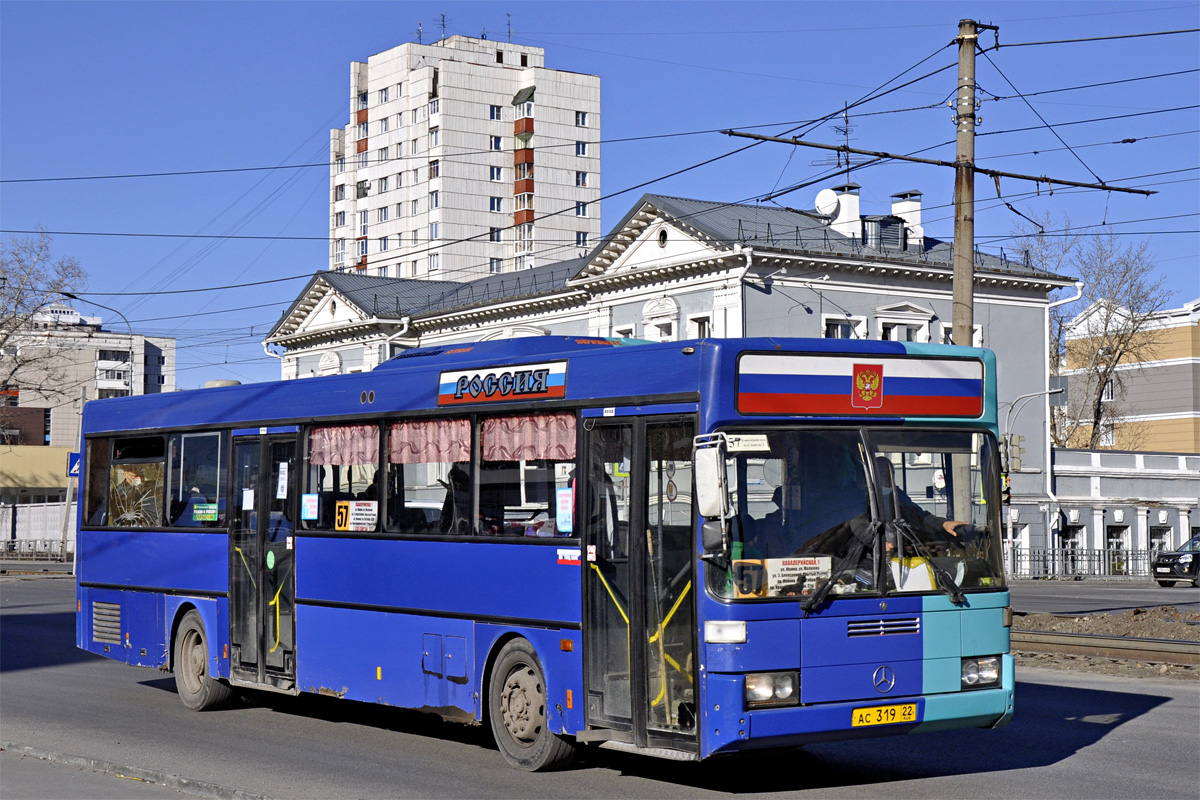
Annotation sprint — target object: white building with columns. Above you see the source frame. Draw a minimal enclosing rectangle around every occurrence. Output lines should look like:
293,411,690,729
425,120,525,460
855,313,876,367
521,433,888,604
268,183,1091,553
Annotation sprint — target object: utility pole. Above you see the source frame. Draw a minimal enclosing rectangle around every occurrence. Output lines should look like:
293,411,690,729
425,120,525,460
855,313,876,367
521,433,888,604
950,19,989,525
951,19,983,346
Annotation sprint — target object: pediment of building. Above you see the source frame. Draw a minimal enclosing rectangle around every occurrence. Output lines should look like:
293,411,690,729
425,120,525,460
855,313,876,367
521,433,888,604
476,324,549,341
572,202,731,287
267,277,376,345
875,300,935,318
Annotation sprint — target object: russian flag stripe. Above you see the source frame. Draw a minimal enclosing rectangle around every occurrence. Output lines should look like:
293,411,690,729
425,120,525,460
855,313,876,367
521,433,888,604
738,354,983,417
739,392,983,417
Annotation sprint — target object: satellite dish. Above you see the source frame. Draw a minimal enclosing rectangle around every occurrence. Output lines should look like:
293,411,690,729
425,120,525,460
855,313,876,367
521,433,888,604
815,188,840,217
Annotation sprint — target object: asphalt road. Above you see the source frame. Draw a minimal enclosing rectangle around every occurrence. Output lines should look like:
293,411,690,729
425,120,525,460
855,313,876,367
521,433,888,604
1010,580,1200,615
3,575,1197,799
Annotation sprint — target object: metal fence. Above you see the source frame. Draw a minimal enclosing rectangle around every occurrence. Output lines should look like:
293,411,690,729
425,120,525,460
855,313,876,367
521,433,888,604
1,538,72,562
1,502,76,562
1006,546,1154,580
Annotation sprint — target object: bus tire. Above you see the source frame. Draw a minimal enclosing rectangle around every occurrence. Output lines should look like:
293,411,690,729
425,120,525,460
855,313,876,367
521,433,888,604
173,610,233,711
488,638,576,771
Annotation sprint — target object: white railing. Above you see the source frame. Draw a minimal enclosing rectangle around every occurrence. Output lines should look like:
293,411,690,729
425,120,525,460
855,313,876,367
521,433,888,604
1006,546,1154,580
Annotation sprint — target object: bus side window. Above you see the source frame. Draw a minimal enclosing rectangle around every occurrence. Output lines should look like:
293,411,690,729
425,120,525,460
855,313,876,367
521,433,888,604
477,414,576,537
83,438,110,526
167,432,227,527
306,424,380,531
386,419,471,535
108,436,166,528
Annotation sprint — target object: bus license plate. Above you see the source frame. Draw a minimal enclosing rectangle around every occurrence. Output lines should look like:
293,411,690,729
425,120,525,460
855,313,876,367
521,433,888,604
851,703,917,727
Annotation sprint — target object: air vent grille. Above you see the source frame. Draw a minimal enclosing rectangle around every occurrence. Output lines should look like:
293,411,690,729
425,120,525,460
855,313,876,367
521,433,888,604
847,617,920,637
92,601,121,644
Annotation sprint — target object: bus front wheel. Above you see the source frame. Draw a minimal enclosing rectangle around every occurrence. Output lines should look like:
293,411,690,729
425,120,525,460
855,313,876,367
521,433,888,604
488,638,576,771
173,610,233,711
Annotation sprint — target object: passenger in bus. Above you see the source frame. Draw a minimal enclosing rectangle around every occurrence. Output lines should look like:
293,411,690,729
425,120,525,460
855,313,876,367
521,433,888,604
875,457,972,549
751,443,870,558
110,464,163,527
438,464,472,535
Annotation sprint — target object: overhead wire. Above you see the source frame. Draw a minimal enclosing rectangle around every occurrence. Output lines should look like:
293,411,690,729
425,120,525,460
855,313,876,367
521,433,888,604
978,105,1200,137
978,68,1200,104
979,50,1103,183
994,28,1200,48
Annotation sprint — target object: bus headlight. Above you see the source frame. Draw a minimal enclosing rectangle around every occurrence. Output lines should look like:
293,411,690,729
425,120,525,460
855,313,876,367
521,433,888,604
744,671,799,708
961,656,1001,689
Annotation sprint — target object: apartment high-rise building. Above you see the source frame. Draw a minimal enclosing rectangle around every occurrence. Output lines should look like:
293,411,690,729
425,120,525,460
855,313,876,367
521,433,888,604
1,303,175,505
329,36,601,281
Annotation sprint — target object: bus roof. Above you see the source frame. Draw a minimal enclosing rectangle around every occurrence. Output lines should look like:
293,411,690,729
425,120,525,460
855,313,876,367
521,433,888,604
80,337,995,436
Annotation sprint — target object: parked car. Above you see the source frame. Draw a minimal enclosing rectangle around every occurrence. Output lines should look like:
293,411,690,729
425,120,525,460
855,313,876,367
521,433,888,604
1152,535,1200,587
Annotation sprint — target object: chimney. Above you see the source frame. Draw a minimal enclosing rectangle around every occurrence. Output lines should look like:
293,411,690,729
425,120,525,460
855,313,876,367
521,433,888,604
890,190,924,249
829,183,861,239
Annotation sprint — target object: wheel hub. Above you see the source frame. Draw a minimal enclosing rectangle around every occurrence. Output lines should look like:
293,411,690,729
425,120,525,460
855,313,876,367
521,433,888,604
501,666,543,743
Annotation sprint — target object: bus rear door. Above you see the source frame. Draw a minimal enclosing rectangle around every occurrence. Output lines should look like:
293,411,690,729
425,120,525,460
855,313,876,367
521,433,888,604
229,431,298,691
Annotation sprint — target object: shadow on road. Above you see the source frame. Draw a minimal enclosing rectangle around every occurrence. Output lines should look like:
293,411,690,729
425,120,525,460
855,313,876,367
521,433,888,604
0,612,99,673
158,674,1171,791
572,678,1172,792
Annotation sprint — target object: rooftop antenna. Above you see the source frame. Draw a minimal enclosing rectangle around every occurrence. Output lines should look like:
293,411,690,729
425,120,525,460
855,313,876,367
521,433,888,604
507,13,512,43
416,21,423,44
438,13,447,44
809,103,869,184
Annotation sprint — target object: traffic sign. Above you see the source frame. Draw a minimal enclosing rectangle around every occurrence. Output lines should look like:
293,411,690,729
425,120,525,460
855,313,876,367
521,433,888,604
67,452,81,478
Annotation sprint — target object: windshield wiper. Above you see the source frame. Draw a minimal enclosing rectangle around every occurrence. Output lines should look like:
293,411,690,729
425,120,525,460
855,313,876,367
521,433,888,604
801,517,880,615
889,519,966,604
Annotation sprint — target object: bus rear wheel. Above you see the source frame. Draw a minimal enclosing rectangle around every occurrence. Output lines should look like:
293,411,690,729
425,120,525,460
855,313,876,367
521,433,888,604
488,639,575,771
173,610,233,711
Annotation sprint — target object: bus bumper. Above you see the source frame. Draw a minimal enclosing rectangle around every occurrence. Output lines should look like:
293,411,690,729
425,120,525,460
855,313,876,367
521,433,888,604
702,655,1014,757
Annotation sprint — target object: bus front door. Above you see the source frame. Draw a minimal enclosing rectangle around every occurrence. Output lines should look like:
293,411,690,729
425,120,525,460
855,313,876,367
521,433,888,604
229,434,297,691
582,416,697,751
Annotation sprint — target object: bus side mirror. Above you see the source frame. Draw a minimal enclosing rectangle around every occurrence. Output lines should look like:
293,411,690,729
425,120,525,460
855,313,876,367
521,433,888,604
694,443,729,519
702,520,726,553
693,435,730,559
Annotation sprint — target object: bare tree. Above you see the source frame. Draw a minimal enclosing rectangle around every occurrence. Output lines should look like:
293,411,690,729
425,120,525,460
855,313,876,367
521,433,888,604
1014,215,1170,448
0,230,87,432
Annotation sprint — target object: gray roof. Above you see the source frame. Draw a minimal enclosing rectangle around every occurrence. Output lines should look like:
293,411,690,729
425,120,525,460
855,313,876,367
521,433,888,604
274,256,590,331
321,271,464,319
273,193,1064,336
634,194,1057,278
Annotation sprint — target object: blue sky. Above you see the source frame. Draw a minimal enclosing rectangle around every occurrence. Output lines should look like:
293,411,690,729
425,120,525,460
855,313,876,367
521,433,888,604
2,1,1197,387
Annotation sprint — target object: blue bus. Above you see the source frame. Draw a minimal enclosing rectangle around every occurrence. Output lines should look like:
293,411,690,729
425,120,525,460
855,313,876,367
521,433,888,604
76,336,1013,770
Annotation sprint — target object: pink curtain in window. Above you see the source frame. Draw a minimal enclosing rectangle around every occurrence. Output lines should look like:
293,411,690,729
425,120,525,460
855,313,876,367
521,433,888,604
310,425,379,466
481,414,576,461
389,418,471,464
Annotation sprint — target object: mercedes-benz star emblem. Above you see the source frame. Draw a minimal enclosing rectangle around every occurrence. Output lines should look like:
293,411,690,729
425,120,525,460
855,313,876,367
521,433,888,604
872,665,896,694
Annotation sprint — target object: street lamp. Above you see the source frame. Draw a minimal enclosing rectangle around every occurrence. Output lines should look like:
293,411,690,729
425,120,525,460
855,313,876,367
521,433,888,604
1001,386,1065,576
1002,387,1064,472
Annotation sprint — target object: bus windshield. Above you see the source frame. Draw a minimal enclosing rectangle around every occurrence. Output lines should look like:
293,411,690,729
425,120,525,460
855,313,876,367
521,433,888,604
710,428,1006,601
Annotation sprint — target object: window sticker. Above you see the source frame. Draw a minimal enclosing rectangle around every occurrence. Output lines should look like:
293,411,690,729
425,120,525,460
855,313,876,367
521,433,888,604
192,503,218,522
242,488,255,510
300,493,319,521
733,556,832,598
556,487,574,534
276,462,289,499
335,500,378,532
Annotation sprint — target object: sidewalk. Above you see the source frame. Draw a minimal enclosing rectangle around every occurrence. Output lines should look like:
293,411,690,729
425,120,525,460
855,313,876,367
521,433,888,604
0,559,74,575
0,749,185,800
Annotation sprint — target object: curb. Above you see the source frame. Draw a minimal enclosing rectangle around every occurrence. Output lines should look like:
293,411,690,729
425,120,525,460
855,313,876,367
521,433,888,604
0,742,279,800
